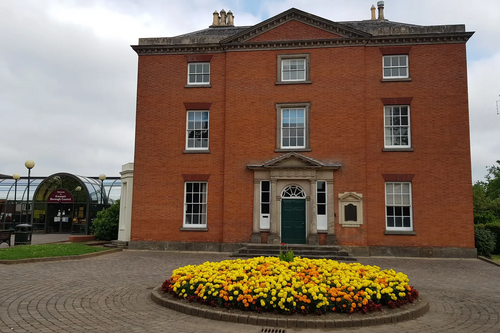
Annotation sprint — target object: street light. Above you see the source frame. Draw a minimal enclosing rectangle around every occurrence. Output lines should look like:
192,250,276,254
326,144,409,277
99,174,106,207
13,174,20,225
25,160,35,224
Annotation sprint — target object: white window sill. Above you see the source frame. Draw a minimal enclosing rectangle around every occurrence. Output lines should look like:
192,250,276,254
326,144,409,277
381,78,412,82
385,230,416,235
275,80,312,85
185,84,212,88
383,147,414,152
180,227,209,231
275,148,311,153
183,150,211,154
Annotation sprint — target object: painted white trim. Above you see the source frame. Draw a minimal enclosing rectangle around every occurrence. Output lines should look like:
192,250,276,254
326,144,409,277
187,62,210,85
183,182,208,228
280,108,306,149
185,110,210,150
383,105,411,149
385,182,413,231
382,55,409,79
316,180,327,231
260,180,270,230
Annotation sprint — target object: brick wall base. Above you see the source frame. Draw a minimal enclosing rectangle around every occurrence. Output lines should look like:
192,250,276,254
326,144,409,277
129,241,478,258
345,245,477,259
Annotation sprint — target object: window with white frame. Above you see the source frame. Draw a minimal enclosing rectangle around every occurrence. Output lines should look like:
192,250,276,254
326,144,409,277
282,59,306,81
188,63,210,85
184,182,207,227
186,111,209,150
281,108,305,149
260,181,270,229
383,55,408,79
277,54,310,84
385,182,412,231
384,105,410,148
276,103,310,151
317,181,327,231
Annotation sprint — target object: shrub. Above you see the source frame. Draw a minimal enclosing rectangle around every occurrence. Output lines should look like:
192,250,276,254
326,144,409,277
484,222,500,254
91,200,120,241
475,227,496,257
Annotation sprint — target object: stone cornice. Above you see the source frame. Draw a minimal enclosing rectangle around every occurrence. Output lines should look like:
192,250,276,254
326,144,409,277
132,32,473,55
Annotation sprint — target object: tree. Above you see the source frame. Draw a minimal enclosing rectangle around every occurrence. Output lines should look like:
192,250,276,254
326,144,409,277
485,161,500,200
91,200,120,241
474,161,500,224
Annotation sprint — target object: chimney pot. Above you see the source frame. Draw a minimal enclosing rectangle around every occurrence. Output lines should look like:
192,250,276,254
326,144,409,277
212,11,219,26
377,1,385,20
220,9,227,26
227,10,234,26
370,5,376,20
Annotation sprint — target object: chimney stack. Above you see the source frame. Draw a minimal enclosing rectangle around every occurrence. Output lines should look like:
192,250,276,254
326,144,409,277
211,9,234,27
212,10,219,26
227,10,234,26
370,5,376,20
377,1,385,20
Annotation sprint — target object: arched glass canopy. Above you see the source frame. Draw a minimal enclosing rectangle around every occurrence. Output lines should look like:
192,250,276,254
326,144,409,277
0,173,121,233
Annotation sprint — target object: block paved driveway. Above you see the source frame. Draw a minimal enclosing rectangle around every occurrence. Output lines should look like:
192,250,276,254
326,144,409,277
0,251,499,333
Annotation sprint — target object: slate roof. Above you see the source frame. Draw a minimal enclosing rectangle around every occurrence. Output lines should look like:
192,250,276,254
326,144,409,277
339,20,466,36
135,7,472,48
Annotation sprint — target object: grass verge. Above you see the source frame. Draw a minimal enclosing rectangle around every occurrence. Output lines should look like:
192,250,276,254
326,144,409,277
491,254,500,263
0,243,110,260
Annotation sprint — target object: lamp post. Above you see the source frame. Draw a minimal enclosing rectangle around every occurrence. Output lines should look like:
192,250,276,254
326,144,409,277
25,160,35,224
13,173,20,226
99,174,106,208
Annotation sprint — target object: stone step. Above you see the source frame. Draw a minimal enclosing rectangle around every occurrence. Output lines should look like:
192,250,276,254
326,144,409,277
231,253,356,261
242,243,342,251
235,248,349,256
111,240,129,249
231,243,356,261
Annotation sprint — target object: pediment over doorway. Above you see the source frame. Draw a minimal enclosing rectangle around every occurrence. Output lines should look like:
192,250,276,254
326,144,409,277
247,152,341,170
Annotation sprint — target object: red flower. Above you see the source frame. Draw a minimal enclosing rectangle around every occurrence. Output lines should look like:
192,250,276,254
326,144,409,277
282,242,285,245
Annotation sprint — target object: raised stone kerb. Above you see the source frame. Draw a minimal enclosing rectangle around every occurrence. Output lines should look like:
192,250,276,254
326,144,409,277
151,286,429,328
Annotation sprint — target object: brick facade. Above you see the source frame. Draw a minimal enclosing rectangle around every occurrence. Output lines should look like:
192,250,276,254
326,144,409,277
130,8,475,252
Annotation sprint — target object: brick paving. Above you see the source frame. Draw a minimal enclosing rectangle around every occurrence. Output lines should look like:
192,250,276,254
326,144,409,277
0,250,499,332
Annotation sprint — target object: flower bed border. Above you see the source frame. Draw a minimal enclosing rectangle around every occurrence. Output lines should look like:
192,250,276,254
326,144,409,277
151,286,429,329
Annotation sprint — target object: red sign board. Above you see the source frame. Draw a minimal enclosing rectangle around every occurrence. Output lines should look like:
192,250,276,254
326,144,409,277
48,189,74,203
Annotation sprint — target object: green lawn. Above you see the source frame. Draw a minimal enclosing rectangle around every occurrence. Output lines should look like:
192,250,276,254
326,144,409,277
0,243,110,260
491,254,500,263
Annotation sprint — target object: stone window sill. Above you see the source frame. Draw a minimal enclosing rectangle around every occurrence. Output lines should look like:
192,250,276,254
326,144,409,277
180,227,209,232
385,230,417,235
275,80,312,85
274,148,312,153
381,78,412,82
383,147,414,152
183,150,211,154
185,84,212,88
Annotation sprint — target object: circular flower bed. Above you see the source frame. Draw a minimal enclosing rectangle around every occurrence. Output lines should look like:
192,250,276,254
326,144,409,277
162,257,419,315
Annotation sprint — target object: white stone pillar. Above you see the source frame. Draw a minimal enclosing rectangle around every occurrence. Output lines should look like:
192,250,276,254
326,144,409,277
308,179,319,245
118,163,134,242
269,179,280,244
326,179,337,244
251,180,261,243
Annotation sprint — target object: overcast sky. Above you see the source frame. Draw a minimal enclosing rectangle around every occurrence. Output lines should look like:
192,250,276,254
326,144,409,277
1,0,498,182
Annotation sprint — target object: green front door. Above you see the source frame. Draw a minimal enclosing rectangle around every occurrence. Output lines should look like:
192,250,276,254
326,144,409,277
281,199,306,244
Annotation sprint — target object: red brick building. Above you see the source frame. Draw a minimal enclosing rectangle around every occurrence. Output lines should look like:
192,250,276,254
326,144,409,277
129,5,476,257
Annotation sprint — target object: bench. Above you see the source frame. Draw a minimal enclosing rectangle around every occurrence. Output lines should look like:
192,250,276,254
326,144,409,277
0,229,14,247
